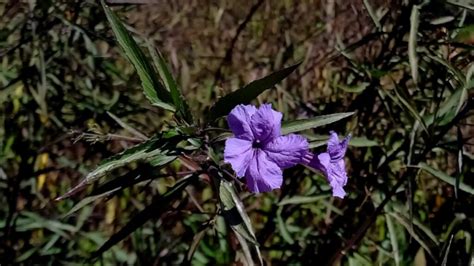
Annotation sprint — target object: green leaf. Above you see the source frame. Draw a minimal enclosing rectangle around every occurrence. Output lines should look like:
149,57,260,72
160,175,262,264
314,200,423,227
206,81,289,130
392,205,439,245
63,166,161,217
63,194,107,219
148,42,193,123
385,214,401,266
456,127,464,199
388,212,438,259
429,16,455,25
57,134,181,200
208,63,300,121
102,2,174,111
278,195,328,206
425,86,468,127
218,177,262,264
276,207,294,244
349,136,379,147
417,163,474,195
87,136,174,180
15,212,76,237
409,5,420,86
186,229,207,262
219,179,258,245
281,112,354,135
447,0,474,10
338,82,369,93
107,111,148,140
391,85,429,133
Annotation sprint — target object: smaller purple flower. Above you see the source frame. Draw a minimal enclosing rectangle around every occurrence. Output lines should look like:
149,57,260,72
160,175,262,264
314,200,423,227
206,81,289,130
306,131,351,198
224,104,308,193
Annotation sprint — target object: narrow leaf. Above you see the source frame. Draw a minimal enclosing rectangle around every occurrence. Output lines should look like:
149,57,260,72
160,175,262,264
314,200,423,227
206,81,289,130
219,179,258,245
208,63,300,121
349,136,379,147
218,178,263,265
363,0,381,30
385,214,400,266
338,82,369,93
63,192,112,218
107,111,148,140
148,43,193,123
409,5,420,86
233,229,255,266
441,235,454,266
276,207,294,244
186,229,207,262
102,1,174,110
57,135,180,200
447,0,474,10
86,137,170,181
388,212,438,259
418,163,474,195
392,85,428,133
278,195,328,206
281,112,354,135
455,127,464,198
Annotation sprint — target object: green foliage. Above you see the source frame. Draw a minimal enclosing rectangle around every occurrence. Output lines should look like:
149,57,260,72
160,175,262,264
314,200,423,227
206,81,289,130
148,43,194,124
208,63,300,121
1,1,473,265
281,112,354,134
102,1,174,111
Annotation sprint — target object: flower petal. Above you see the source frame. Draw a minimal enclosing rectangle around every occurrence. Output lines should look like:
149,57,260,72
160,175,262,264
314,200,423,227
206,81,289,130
308,152,348,198
307,152,330,173
245,150,283,193
227,104,257,141
327,131,350,161
329,181,346,198
250,104,282,144
224,137,253,177
264,134,309,169
327,159,348,198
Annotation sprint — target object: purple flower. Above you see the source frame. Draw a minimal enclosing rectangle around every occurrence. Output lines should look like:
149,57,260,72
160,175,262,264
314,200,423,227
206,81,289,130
224,104,308,193
306,131,351,198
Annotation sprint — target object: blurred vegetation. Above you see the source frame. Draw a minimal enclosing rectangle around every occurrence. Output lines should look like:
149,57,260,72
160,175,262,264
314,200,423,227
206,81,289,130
0,0,473,265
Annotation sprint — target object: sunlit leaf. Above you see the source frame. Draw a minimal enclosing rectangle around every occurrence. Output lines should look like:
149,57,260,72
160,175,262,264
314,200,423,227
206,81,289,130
102,1,174,111
57,134,181,200
281,112,354,134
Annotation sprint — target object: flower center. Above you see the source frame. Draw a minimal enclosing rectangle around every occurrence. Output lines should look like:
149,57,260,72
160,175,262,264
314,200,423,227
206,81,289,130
252,140,262,149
